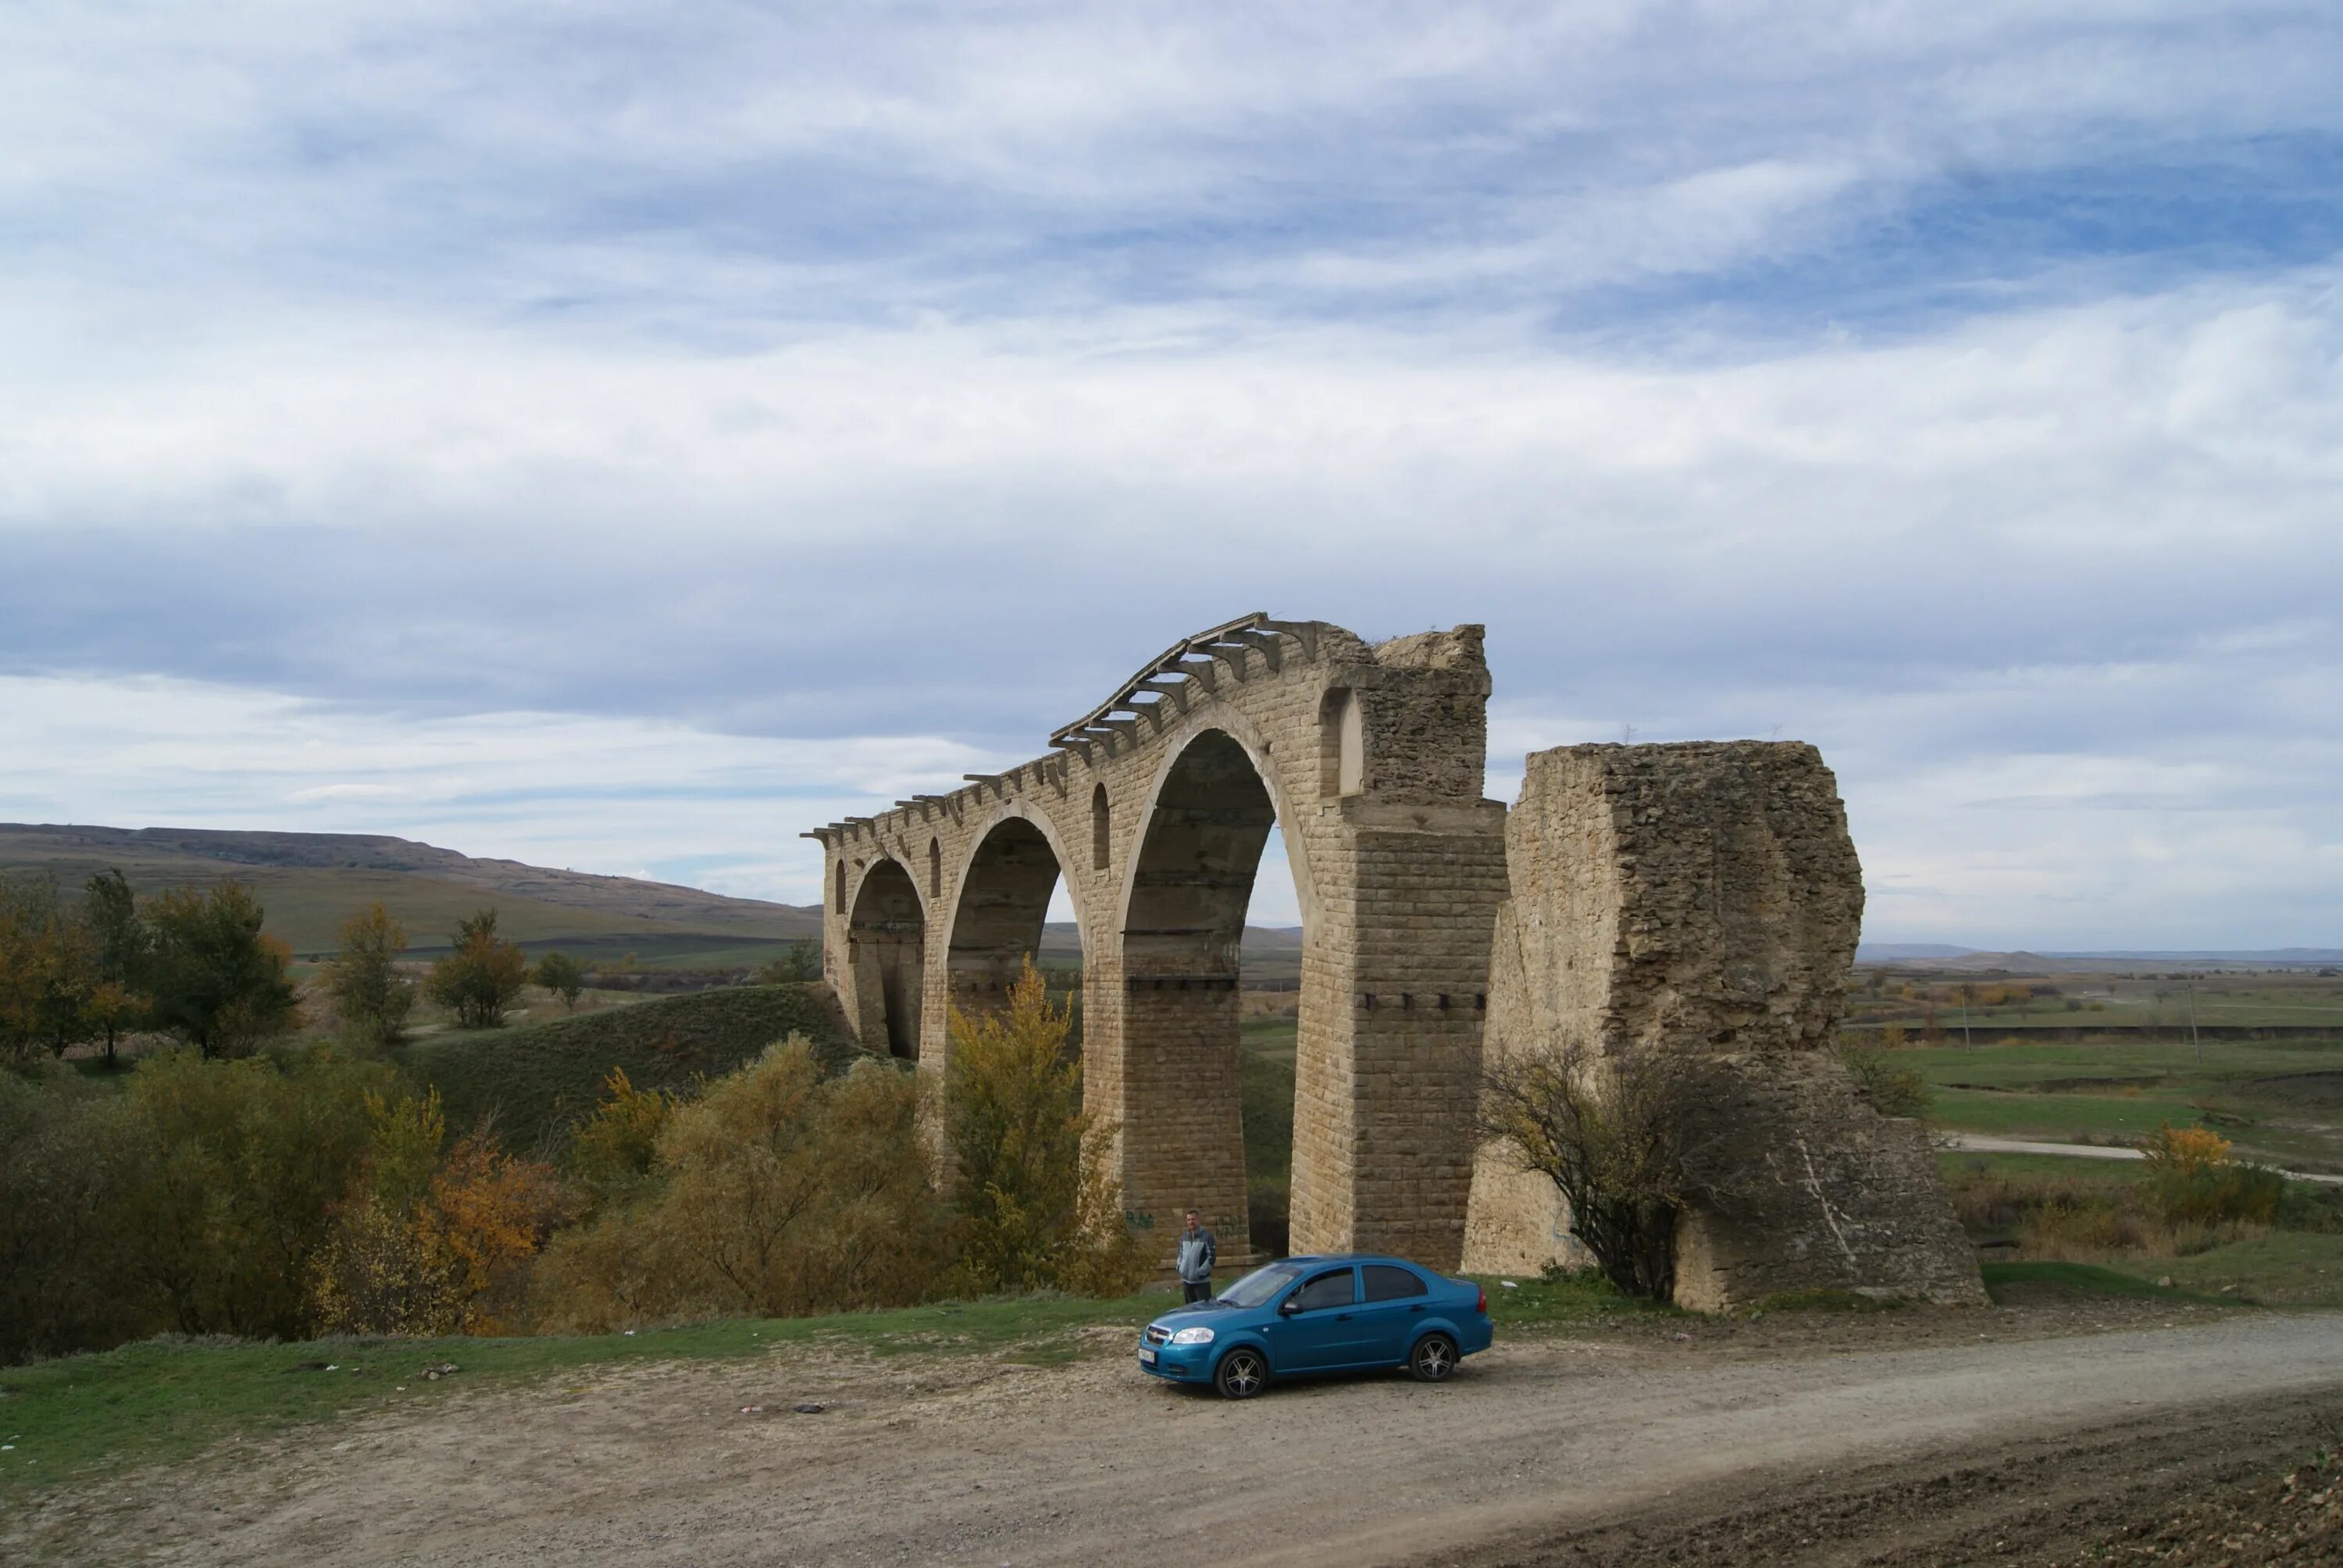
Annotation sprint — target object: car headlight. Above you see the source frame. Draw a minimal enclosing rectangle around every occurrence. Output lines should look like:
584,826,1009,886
1169,1326,1216,1346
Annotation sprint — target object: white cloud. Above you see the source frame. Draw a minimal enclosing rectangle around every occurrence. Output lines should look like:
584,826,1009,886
2,2,2339,947
0,673,1004,907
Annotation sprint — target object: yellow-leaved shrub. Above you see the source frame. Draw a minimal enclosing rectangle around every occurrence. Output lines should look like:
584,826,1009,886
530,1035,949,1331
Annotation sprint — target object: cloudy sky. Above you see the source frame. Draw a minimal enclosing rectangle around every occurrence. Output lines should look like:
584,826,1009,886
5,2,2340,949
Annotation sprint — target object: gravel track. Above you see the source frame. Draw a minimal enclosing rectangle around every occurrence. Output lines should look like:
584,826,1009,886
14,1306,2343,1566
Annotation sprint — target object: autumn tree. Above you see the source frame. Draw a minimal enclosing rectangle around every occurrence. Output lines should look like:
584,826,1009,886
0,1071,150,1361
311,1088,562,1338
564,1067,675,1217
327,903,415,1049
533,949,586,1010
426,908,529,1029
121,1048,387,1336
2138,1124,2283,1228
143,881,299,1060
946,961,1148,1297
0,873,95,1061
531,1038,950,1329
80,869,150,1067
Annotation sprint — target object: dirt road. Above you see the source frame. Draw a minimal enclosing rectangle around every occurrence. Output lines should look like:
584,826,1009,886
17,1306,2343,1566
1946,1133,2343,1184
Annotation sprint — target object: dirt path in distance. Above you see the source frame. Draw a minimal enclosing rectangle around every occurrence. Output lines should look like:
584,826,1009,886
12,1305,2343,1567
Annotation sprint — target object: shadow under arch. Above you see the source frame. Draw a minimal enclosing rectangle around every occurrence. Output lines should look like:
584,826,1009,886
846,857,925,1060
1116,725,1309,1263
943,805,1086,1016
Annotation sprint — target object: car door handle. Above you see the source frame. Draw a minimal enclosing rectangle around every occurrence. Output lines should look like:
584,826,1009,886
1335,1313,1351,1320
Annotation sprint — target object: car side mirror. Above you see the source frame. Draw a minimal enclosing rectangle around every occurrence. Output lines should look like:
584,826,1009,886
1278,1297,1303,1316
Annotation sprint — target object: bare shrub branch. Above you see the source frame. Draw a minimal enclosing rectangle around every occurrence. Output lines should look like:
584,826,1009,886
1478,1035,1717,1300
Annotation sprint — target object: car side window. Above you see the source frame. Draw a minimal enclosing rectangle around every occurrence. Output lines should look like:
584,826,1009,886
1289,1269,1357,1312
1362,1264,1428,1302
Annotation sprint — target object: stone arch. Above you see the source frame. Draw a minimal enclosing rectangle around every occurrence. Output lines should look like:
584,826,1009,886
927,836,941,899
946,810,1080,1010
1089,782,1110,871
1114,711,1321,936
1111,724,1309,1263
846,857,925,1060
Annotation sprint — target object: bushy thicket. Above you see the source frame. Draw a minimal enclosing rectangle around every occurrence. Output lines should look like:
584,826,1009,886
2138,1124,2284,1228
1949,1124,2297,1263
0,1047,558,1363
6,954,1157,1361
531,1038,950,1328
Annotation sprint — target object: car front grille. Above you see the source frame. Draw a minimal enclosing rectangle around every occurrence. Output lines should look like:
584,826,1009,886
1143,1326,1170,1346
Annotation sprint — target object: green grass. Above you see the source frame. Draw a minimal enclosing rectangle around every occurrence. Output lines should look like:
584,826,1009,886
1935,1150,2142,1185
1240,1014,1296,1250
0,1292,1173,1502
1930,1085,2207,1142
1471,1271,1678,1327
395,984,857,1153
1978,1260,2213,1303
1906,1038,2343,1089
2129,1231,2343,1306
1896,1036,2343,1170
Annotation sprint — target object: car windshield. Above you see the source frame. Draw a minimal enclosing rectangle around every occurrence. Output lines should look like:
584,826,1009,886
1216,1262,1307,1308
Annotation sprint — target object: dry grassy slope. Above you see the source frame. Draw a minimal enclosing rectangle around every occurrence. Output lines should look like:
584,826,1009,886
0,823,822,954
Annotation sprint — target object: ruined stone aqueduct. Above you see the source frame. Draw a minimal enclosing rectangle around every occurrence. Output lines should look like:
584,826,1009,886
807,615,1983,1310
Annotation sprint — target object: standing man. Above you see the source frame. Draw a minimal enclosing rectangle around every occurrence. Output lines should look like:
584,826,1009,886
1176,1210,1217,1305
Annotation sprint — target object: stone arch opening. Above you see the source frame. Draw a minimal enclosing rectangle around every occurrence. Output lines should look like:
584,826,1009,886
847,859,924,1060
1121,729,1286,1261
1090,783,1110,870
927,836,941,898
948,815,1075,1011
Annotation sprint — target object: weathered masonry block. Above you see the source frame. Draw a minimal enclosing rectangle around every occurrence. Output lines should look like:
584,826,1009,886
807,615,1507,1270
1460,741,1985,1309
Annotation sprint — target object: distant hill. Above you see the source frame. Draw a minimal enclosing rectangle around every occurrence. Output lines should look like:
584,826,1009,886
1856,943,1980,961
1860,943,2343,972
0,824,1311,972
1039,920,1304,980
0,823,821,958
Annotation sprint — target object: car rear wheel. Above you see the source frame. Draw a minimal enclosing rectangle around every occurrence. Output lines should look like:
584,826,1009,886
1214,1347,1267,1399
1409,1333,1458,1383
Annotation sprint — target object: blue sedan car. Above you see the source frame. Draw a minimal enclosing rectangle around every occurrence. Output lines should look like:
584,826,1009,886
1137,1255,1492,1399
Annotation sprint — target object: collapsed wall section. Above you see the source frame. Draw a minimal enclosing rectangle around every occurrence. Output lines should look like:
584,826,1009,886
1460,740,1985,1309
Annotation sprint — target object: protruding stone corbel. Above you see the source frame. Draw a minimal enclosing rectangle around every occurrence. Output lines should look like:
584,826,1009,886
1230,629,1284,672
1136,678,1194,715
1260,619,1320,661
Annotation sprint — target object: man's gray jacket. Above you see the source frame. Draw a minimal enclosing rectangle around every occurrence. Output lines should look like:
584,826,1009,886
1176,1228,1217,1284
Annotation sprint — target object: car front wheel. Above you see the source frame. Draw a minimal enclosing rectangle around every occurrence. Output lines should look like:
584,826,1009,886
1214,1347,1268,1399
1409,1333,1458,1383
